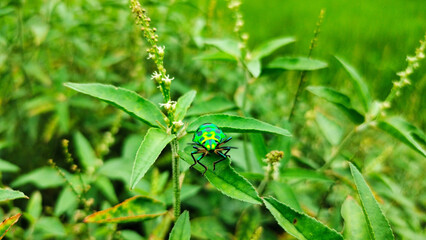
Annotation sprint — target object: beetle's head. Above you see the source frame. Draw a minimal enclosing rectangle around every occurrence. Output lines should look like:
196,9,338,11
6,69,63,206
205,139,219,151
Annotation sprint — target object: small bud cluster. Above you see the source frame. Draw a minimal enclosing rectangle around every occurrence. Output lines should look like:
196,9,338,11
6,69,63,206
382,34,426,113
263,150,284,180
227,0,248,53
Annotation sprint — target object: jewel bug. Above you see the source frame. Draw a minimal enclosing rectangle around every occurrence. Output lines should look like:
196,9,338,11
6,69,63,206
190,123,236,175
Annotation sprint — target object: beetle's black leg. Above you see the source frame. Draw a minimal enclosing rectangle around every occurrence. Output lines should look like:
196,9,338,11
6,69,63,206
213,151,228,171
198,159,208,175
190,151,198,168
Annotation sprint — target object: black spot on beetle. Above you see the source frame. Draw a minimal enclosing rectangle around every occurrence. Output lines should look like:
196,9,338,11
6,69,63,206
197,131,202,136
205,127,212,132
199,137,205,142
215,129,221,134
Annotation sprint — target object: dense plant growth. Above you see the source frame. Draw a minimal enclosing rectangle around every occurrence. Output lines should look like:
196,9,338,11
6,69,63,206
0,0,425,239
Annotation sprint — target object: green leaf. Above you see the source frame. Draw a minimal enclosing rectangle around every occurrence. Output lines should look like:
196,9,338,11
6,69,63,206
163,184,201,206
195,51,237,61
191,217,227,239
0,213,21,239
130,128,175,189
341,196,371,240
251,36,296,60
179,150,262,205
11,167,64,189
235,206,261,240
307,86,364,124
249,133,268,165
64,83,166,127
27,191,42,221
34,216,66,237
377,117,426,157
315,112,343,145
55,187,78,216
335,56,371,112
267,57,328,71
84,195,167,223
186,96,237,116
0,189,28,202
280,168,333,182
74,131,98,171
187,114,291,137
246,59,261,78
175,90,196,122
263,197,343,240
28,16,49,46
268,181,302,212
204,39,241,58
95,176,118,204
349,163,395,240
169,211,190,240
0,159,19,173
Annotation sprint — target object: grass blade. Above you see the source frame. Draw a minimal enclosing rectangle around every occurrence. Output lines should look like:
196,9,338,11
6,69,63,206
175,90,196,122
335,56,371,112
84,195,166,223
263,197,343,240
349,162,395,240
130,128,175,189
0,213,21,239
64,83,166,128
187,114,291,137
169,211,190,240
179,150,262,204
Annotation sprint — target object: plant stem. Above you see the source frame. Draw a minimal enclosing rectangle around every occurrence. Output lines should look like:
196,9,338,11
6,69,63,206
171,139,180,219
319,128,355,171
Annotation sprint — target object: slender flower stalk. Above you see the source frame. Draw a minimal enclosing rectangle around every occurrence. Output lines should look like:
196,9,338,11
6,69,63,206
130,0,181,219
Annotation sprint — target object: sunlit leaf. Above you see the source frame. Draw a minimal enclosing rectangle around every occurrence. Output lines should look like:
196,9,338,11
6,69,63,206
27,191,42,221
341,196,371,240
315,112,343,145
0,159,19,173
336,56,371,112
175,90,196,121
307,86,364,124
186,96,237,116
349,163,395,240
0,213,21,240
34,216,66,237
251,36,296,60
179,150,262,205
263,197,343,240
130,128,175,189
169,211,190,240
11,167,65,189
84,195,167,223
267,57,328,71
55,187,78,216
268,181,302,212
246,59,261,78
377,117,426,157
64,83,166,127
0,189,28,202
187,114,291,137
194,51,237,61
74,131,98,171
204,39,241,58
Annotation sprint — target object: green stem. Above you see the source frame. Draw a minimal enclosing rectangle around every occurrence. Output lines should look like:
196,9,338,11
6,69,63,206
319,128,355,171
171,139,181,219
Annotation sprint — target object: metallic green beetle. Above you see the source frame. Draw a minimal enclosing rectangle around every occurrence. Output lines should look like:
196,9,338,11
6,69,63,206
190,123,236,175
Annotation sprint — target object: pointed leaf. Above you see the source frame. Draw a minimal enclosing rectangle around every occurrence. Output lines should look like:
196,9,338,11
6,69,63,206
130,128,175,189
377,117,426,157
169,211,190,240
246,59,261,78
341,196,371,240
74,131,98,171
315,112,343,145
307,86,364,124
11,167,64,189
349,163,395,240
175,90,196,122
187,114,291,137
84,195,167,223
27,191,42,220
251,36,296,60
263,197,343,240
64,83,166,127
269,181,302,212
194,51,237,61
0,159,19,173
186,96,237,116
204,39,241,58
35,216,66,237
267,57,328,71
0,189,28,202
179,150,262,204
336,56,371,112
0,213,21,240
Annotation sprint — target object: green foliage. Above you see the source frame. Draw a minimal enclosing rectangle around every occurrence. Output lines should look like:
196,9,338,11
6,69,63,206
84,196,167,223
169,211,190,240
0,213,21,239
267,56,328,71
0,189,28,202
341,196,370,240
